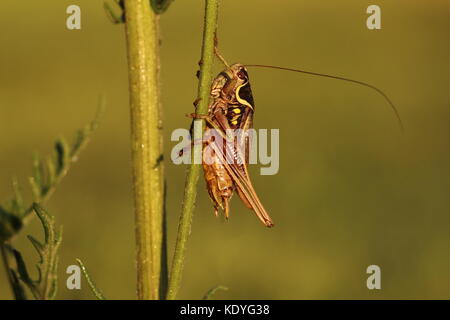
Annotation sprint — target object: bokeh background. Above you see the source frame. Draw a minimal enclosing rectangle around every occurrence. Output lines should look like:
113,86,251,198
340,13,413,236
1,0,450,299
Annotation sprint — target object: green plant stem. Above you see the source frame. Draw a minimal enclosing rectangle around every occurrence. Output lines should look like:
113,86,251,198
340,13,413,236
166,0,219,300
123,0,165,300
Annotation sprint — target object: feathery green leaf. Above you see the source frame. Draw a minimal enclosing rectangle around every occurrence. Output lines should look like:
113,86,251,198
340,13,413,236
0,98,104,241
8,204,62,300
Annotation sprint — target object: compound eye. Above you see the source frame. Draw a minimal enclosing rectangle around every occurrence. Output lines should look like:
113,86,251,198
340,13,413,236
237,69,247,80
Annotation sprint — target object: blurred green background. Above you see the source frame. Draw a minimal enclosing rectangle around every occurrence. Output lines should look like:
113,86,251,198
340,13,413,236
1,0,450,299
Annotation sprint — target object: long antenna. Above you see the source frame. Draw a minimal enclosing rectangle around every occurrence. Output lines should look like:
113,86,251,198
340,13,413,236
245,64,404,132
215,47,230,68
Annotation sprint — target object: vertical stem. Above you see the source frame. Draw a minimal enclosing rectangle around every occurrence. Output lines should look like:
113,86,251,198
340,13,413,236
124,0,164,300
166,0,219,300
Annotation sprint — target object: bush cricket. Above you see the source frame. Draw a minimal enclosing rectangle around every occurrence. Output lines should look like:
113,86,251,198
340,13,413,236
187,50,402,228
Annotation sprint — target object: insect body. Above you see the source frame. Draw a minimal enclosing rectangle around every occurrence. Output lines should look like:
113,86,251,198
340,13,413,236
200,63,274,227
190,55,403,228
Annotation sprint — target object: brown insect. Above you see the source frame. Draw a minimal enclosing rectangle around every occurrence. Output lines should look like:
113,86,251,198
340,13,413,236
189,53,403,228
198,63,274,227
